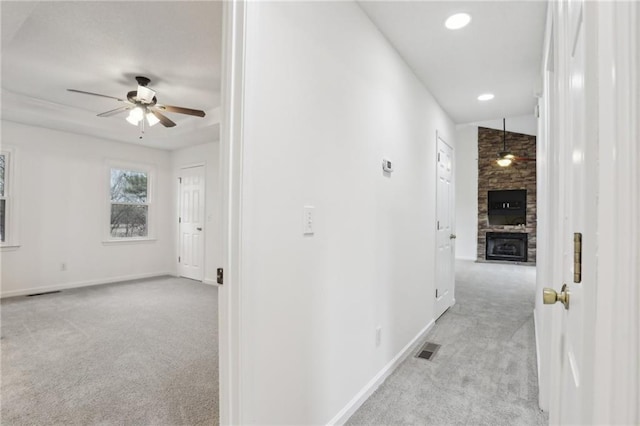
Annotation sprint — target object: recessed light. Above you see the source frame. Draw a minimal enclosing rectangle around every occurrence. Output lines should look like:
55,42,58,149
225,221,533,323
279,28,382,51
445,13,471,30
477,93,495,101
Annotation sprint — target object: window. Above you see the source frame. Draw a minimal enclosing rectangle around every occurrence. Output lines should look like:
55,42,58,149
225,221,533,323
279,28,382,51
0,152,7,243
109,168,150,239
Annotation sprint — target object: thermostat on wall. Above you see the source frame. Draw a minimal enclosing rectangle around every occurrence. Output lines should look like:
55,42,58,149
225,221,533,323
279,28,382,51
382,158,393,173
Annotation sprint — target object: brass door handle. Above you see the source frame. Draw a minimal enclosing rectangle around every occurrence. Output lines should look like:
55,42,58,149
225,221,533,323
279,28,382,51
450,234,457,239
543,284,570,310
197,227,203,231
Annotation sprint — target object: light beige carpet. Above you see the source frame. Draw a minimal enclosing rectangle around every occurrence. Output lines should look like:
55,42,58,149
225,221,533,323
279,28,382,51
1,277,218,425
347,260,548,426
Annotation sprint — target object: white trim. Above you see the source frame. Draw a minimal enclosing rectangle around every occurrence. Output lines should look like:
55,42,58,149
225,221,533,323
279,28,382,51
203,278,220,286
454,255,476,261
533,308,544,411
0,271,173,298
101,238,157,245
327,320,436,426
219,1,247,424
592,2,639,423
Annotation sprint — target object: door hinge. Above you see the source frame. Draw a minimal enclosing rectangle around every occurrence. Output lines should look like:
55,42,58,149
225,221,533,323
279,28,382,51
179,217,181,223
574,233,582,283
179,177,182,183
437,220,440,230
217,268,224,285
436,289,438,298
438,152,441,161
178,256,181,263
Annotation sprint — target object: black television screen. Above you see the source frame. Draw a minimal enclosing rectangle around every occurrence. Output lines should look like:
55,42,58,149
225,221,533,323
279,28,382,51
488,189,526,225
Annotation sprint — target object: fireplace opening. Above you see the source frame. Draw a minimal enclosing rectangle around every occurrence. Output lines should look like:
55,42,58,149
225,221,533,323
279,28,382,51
486,232,528,262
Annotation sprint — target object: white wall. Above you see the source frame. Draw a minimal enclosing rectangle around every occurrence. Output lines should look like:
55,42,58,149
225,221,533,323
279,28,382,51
0,121,174,297
454,125,479,260
466,114,538,137
171,142,221,284
454,113,537,260
239,2,454,424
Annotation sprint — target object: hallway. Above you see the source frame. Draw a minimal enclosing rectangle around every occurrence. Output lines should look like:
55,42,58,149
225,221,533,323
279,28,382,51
348,260,547,425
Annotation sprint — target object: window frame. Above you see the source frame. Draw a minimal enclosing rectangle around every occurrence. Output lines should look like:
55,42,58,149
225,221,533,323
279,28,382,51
104,160,156,243
0,147,19,249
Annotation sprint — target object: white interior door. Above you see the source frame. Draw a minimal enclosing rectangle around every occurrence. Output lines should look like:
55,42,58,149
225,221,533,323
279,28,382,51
435,134,455,319
179,165,205,281
547,1,596,423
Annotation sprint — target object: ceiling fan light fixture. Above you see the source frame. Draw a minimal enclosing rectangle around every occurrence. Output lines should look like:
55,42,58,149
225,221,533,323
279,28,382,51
137,85,156,103
126,107,144,126
445,13,471,30
497,157,513,167
146,111,160,127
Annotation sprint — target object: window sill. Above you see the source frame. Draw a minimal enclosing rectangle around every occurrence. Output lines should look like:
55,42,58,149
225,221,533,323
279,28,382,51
102,238,157,245
0,244,21,252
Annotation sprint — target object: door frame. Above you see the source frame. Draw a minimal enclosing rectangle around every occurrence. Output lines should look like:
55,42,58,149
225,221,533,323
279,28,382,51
538,1,639,423
590,1,639,422
177,163,206,281
434,131,455,319
219,0,246,424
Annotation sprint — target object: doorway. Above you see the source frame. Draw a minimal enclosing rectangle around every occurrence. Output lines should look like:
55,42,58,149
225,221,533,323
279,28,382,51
435,133,455,319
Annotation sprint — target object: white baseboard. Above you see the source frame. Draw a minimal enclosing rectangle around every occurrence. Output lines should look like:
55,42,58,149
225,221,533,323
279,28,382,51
327,319,436,426
1,271,173,298
533,308,548,412
455,256,476,261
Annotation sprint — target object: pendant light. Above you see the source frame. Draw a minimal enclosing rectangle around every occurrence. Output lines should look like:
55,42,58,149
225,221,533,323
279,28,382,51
497,118,515,167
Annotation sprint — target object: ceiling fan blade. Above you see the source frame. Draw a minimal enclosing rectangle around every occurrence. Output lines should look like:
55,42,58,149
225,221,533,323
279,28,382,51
67,89,125,102
150,109,176,127
97,105,133,117
515,157,536,162
158,104,206,117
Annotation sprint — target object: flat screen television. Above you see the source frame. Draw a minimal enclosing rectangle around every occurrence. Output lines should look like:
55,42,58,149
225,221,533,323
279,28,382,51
487,189,526,226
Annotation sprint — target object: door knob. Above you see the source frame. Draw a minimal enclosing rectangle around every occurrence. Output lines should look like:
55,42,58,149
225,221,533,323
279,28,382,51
543,284,570,309
197,227,202,231
450,234,457,239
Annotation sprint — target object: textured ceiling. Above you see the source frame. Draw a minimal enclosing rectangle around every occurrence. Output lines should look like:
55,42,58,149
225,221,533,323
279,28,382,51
1,1,222,150
359,1,547,124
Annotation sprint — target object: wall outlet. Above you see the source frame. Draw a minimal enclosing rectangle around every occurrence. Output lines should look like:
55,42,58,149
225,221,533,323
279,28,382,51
61,262,67,271
375,326,382,347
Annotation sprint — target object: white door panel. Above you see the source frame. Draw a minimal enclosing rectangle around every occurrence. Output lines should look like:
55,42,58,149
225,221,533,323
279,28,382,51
547,1,596,423
435,134,454,319
179,166,205,281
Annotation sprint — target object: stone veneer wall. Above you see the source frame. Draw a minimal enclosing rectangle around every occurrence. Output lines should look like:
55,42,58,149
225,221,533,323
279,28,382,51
477,127,537,264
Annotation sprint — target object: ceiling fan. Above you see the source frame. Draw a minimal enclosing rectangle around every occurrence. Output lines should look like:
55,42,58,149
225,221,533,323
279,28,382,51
496,118,536,167
68,76,206,137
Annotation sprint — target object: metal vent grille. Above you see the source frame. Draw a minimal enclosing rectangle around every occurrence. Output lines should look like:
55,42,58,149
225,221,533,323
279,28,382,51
416,341,441,361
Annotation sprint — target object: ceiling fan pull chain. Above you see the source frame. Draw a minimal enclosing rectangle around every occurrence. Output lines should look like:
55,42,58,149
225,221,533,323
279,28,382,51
139,116,145,139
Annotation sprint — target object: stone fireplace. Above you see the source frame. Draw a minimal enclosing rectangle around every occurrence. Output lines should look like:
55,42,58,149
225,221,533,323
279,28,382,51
477,127,536,264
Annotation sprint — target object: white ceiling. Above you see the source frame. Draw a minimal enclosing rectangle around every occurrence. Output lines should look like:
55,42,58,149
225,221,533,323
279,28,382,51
2,1,546,149
359,1,547,124
1,1,222,151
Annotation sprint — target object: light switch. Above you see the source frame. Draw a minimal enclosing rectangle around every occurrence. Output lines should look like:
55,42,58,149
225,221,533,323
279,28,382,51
303,206,315,235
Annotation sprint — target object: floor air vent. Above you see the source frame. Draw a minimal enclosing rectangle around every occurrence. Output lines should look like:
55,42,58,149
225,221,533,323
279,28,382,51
27,291,61,297
416,341,441,361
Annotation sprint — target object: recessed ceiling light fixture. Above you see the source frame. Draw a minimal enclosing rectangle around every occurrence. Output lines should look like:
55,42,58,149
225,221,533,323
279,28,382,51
445,13,471,30
478,93,495,101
